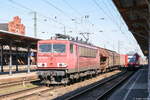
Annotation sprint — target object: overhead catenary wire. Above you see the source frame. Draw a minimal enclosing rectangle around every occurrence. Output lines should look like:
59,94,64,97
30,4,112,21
9,2,137,41
108,0,144,48
42,0,100,37
7,0,103,41
101,0,144,54
7,0,129,41
41,0,98,40
90,0,142,54
102,0,131,38
8,0,73,28
107,0,140,42
107,0,134,38
7,0,77,37
62,0,93,26
42,0,81,25
62,0,81,16
43,0,70,17
6,1,61,26
92,0,134,45
8,0,33,11
7,0,94,39
62,0,113,41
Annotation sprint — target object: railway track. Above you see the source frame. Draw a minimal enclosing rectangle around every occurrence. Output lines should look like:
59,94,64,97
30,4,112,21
0,86,51,100
0,80,62,100
0,78,39,89
55,71,134,100
14,87,56,100
12,85,63,100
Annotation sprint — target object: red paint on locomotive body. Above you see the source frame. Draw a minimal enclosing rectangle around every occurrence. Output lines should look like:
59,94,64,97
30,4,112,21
37,38,134,84
127,53,140,67
37,40,70,69
37,39,99,73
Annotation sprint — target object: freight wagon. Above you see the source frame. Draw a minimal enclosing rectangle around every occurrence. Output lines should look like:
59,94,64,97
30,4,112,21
120,54,128,68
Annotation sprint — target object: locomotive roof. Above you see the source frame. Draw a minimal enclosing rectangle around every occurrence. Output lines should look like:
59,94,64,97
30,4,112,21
38,39,121,53
38,39,98,49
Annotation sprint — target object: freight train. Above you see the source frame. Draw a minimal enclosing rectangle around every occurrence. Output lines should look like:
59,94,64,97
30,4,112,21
36,34,146,85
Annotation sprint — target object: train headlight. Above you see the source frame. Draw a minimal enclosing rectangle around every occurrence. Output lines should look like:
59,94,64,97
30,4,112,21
38,63,47,67
57,63,68,67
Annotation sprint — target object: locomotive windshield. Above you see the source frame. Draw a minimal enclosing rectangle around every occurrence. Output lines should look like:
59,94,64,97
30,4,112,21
128,58,136,63
39,44,66,53
39,44,52,52
53,44,66,53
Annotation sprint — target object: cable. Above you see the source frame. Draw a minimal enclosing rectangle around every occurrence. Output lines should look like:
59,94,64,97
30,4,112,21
92,0,133,44
109,0,134,40
8,0,71,27
108,1,138,38
109,0,146,48
7,0,77,37
8,0,33,11
42,0,73,20
41,0,98,39
62,0,111,41
92,0,142,53
43,0,67,15
63,0,81,16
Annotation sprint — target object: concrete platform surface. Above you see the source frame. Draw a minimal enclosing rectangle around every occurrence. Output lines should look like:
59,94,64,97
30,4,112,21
0,65,37,75
0,72,37,79
109,67,148,100
0,65,36,71
0,72,38,84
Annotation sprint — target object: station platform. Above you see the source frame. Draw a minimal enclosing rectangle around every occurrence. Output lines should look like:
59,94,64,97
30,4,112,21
0,65,36,75
0,71,38,84
0,65,36,71
109,66,149,100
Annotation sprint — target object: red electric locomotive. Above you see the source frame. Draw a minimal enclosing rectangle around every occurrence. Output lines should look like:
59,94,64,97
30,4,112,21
127,53,140,70
37,34,132,84
37,34,100,84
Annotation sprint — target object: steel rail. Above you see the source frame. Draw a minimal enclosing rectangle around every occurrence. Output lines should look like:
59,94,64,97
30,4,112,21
14,86,63,100
0,86,48,99
0,79,39,89
55,71,134,100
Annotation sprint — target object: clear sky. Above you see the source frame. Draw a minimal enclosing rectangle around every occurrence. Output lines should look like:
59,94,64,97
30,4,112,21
0,0,144,56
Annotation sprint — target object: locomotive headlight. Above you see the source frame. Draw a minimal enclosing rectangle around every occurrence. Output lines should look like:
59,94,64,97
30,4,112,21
38,63,47,67
37,63,42,67
57,63,68,67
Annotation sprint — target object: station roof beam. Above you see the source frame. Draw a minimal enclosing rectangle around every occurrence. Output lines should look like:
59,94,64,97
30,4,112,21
113,0,149,56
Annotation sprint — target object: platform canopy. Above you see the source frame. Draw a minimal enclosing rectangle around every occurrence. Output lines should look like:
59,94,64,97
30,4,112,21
0,30,41,49
113,0,149,56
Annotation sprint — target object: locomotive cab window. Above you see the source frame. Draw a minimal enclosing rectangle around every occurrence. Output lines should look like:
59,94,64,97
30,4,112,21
53,44,66,53
39,44,52,53
70,44,74,53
